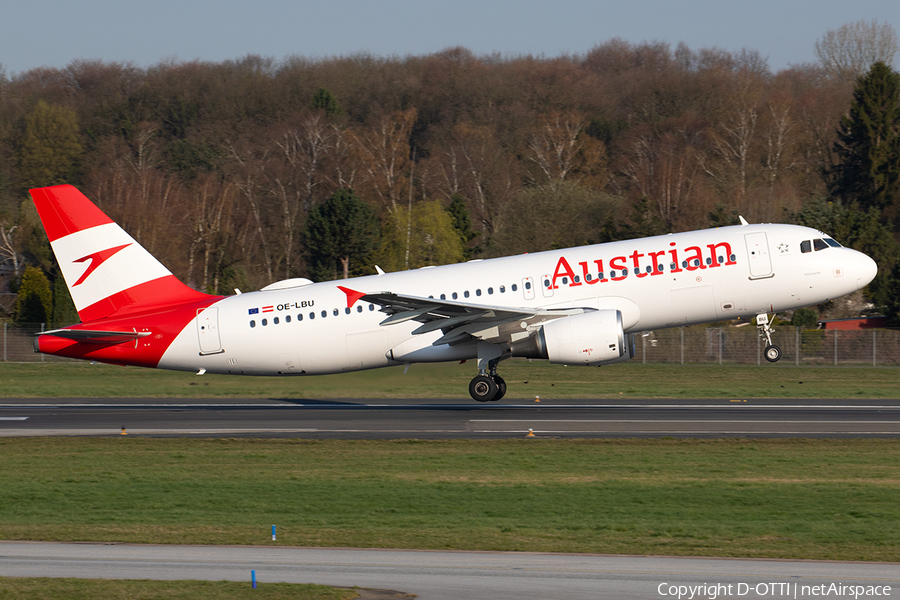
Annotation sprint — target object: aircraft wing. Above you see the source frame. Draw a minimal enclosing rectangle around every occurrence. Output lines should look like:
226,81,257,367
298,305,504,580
357,290,588,345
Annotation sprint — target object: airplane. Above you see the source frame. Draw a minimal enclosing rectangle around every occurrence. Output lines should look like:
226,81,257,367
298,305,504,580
30,184,878,402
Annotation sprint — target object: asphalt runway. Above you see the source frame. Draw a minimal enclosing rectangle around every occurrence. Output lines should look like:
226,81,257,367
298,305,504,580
2,397,900,438
2,542,899,600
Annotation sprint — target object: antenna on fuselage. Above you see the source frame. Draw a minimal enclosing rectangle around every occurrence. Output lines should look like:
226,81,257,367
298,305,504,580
739,216,749,226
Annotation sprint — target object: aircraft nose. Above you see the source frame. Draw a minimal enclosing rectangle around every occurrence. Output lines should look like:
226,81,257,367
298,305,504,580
855,251,878,290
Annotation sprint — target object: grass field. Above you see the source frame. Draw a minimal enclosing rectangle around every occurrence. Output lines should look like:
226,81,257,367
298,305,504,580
1,437,899,562
1,360,900,399
0,578,358,600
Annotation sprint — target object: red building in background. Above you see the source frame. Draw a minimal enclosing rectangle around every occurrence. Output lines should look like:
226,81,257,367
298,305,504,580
819,316,887,330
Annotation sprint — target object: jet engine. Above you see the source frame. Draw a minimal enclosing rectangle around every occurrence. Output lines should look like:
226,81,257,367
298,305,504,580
510,309,634,366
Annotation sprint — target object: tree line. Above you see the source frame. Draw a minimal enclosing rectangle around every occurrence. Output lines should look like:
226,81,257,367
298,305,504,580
1,21,899,325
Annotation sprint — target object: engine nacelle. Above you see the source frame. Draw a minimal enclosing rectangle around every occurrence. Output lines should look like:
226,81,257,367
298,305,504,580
511,309,634,366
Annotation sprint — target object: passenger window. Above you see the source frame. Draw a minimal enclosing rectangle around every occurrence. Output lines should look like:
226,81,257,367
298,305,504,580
356,305,362,313
333,308,339,316
452,292,458,300
562,277,568,285
250,320,256,328
525,281,531,290
800,240,812,253
574,275,580,283
285,315,291,323
476,289,481,296
262,318,268,326
273,317,279,324
464,291,470,298
488,287,493,295
321,310,327,318
511,283,517,292
544,279,550,287
344,308,350,314
585,274,592,282
369,304,375,311
814,238,829,251
500,285,506,293
440,293,446,300
298,314,303,321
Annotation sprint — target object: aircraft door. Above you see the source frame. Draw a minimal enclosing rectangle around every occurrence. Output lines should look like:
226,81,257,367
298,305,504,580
197,307,223,355
522,277,535,300
744,232,773,279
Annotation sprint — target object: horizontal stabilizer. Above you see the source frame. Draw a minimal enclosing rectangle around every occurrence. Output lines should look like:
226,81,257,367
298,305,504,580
40,329,151,344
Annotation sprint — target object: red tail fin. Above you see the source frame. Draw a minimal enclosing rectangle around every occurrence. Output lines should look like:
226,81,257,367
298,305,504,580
30,185,213,322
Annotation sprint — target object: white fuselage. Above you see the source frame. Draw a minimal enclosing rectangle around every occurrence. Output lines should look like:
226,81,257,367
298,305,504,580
158,223,877,376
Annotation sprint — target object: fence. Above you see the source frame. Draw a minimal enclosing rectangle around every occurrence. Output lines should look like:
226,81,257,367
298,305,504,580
4,321,900,366
2,323,72,362
638,325,900,366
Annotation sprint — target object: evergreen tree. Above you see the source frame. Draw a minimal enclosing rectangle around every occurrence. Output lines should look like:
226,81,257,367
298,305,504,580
311,88,343,117
794,197,900,309
17,100,83,191
826,62,900,215
618,196,669,240
791,307,819,328
52,274,79,326
446,195,478,259
14,266,52,324
305,189,379,281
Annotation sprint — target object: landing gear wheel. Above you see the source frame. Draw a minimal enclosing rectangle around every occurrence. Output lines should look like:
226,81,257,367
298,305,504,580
764,344,782,363
493,376,507,401
469,374,499,402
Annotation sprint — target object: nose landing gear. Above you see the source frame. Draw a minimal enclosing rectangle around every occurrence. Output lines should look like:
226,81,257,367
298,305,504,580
756,313,782,362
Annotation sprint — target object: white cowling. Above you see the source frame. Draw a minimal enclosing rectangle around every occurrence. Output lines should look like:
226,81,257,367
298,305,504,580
540,309,632,365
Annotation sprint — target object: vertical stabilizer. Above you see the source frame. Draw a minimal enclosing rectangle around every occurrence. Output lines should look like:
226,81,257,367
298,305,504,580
30,185,213,322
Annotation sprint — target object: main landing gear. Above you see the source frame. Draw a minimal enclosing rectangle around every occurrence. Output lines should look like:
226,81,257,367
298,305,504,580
469,357,507,402
756,313,782,363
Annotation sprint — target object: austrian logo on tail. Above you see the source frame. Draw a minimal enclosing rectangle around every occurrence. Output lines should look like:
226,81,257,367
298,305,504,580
72,243,132,286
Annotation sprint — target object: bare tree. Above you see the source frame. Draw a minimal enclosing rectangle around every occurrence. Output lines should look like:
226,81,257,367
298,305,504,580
815,20,899,84
0,222,20,277
525,111,607,190
440,122,519,239
228,141,274,282
351,108,417,213
761,99,795,197
622,118,706,228
274,114,335,213
187,177,234,294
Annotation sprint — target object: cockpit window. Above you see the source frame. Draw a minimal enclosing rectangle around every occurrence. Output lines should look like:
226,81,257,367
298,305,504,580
813,238,829,251
800,240,811,253
824,238,842,248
